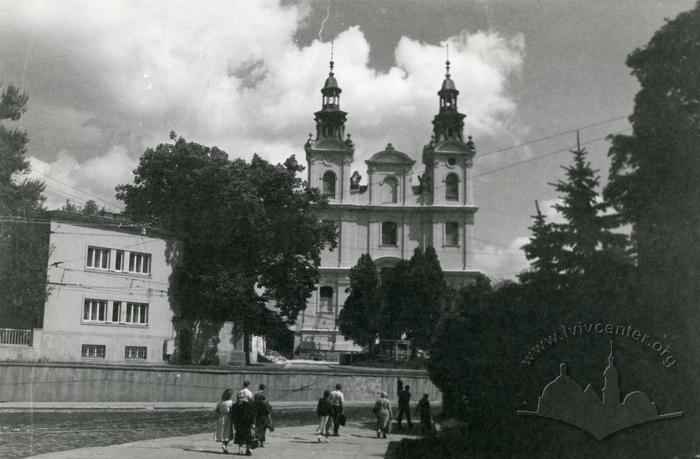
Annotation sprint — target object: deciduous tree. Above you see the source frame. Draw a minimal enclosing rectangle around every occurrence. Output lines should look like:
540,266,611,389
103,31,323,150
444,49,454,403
116,135,336,347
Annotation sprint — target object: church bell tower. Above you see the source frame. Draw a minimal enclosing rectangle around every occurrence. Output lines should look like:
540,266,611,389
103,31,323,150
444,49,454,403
305,57,354,203
422,59,477,206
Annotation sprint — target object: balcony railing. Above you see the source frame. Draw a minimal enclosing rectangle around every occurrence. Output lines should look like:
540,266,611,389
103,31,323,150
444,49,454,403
0,328,33,346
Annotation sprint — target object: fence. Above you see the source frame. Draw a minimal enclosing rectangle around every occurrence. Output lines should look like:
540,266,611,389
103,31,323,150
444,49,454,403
0,329,32,346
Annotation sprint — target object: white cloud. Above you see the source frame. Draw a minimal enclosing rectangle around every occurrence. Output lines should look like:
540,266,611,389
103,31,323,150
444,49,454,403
5,1,525,193
29,147,135,211
472,235,530,279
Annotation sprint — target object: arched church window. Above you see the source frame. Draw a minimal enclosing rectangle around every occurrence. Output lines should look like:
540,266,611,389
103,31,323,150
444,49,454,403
445,173,459,201
383,176,399,204
319,286,333,313
322,171,336,199
381,221,397,246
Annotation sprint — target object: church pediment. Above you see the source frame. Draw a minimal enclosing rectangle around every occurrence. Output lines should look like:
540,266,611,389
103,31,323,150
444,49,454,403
366,143,415,165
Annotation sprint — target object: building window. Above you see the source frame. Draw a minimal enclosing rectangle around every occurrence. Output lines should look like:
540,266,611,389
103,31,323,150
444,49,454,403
128,252,151,275
87,246,110,269
115,250,125,271
383,176,398,204
322,171,336,199
445,222,460,246
83,299,107,322
125,302,148,325
81,344,106,359
381,221,397,246
112,301,122,323
319,286,333,313
445,173,459,201
125,346,147,360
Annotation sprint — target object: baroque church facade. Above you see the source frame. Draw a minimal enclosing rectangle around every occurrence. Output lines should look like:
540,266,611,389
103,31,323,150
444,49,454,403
295,59,480,357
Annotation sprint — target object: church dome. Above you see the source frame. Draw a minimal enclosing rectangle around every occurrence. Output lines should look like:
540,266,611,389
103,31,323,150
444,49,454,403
441,76,456,91
324,74,339,90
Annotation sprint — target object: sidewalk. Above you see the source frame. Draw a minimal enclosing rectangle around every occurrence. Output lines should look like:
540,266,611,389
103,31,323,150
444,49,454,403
0,400,378,412
30,421,418,458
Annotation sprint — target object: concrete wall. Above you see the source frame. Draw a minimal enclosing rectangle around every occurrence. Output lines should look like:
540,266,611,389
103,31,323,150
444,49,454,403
0,362,440,404
0,345,38,362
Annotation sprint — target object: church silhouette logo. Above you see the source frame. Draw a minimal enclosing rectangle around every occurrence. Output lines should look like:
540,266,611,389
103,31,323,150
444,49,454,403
517,342,683,440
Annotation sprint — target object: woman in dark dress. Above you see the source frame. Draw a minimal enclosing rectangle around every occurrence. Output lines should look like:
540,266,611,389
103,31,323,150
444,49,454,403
230,392,255,456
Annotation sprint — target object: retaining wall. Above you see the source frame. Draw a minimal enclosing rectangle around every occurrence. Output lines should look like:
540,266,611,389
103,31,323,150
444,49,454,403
0,362,440,403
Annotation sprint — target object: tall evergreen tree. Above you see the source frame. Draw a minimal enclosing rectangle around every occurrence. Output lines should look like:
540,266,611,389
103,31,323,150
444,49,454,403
376,259,412,341
406,246,447,356
519,200,563,286
0,84,49,328
337,254,381,352
550,133,629,280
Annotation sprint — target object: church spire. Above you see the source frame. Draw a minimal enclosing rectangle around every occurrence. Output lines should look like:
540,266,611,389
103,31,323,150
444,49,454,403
314,43,347,141
431,55,466,143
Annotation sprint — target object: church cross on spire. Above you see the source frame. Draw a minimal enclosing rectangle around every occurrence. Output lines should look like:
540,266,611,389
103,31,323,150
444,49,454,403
445,43,451,78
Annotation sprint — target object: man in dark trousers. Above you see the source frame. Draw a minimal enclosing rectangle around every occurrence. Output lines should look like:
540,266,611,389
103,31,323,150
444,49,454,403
329,383,344,436
396,384,413,429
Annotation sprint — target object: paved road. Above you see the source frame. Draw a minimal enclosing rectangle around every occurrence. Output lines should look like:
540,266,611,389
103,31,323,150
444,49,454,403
31,421,417,458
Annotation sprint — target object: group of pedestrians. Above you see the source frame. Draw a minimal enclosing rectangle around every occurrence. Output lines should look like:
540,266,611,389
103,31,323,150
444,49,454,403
316,384,345,443
216,378,433,454
374,381,433,439
214,381,273,455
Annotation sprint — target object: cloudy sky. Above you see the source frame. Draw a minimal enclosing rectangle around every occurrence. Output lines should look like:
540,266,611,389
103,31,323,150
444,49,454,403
1,0,695,278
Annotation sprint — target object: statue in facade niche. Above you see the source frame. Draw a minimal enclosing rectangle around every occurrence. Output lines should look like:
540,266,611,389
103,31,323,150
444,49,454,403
418,173,430,193
350,171,362,190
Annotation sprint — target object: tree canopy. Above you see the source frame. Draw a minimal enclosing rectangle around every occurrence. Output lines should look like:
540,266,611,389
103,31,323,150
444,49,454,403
116,135,336,337
341,247,447,356
0,84,49,328
605,2,700,436
520,136,631,292
337,253,381,350
605,3,700,321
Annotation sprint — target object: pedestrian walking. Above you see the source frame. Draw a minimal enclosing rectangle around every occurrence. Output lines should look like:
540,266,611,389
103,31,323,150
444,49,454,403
396,384,413,430
329,383,345,436
238,380,254,403
231,392,255,456
214,388,234,454
373,391,393,439
415,394,433,435
316,389,333,443
253,384,273,448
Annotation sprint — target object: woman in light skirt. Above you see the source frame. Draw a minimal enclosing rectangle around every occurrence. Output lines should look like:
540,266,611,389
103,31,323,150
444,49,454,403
214,388,234,454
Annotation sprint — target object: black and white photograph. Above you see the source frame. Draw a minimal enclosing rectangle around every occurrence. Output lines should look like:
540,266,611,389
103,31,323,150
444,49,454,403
1,1,698,457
